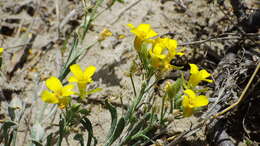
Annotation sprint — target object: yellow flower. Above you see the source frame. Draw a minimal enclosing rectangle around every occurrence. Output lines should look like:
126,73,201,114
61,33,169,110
0,48,4,56
188,64,213,87
68,64,96,98
149,38,181,71
41,76,74,109
182,89,208,117
99,28,112,41
117,34,126,40
127,24,157,50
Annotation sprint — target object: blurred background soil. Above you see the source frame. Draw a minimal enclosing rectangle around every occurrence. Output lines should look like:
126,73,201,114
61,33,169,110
0,0,259,145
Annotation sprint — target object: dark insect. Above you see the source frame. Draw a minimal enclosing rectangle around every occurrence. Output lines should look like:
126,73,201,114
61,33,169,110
170,55,189,70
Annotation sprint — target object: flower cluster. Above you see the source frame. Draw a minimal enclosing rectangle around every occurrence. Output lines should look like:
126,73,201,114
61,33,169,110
128,24,212,117
41,64,97,109
128,24,183,72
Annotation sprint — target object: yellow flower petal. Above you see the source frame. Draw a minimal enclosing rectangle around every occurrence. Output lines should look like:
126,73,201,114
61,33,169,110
182,89,209,117
182,95,189,108
193,95,209,107
188,75,200,87
127,23,135,29
189,64,199,74
184,89,196,99
182,95,194,117
200,70,211,79
0,48,4,55
151,48,166,59
70,64,84,80
129,24,157,40
84,65,96,79
68,76,78,83
167,38,178,50
41,90,59,104
176,52,184,56
204,79,213,83
46,76,62,92
62,84,74,96
188,64,212,87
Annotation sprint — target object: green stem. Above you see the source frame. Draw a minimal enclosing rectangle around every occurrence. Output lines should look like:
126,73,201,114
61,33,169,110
130,73,137,97
81,0,105,41
57,135,63,146
57,117,65,146
160,96,165,124
11,127,17,146
78,83,87,99
124,81,147,124
170,97,173,114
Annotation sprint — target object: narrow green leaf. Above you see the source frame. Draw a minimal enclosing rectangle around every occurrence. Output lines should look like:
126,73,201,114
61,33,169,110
121,113,151,144
32,140,43,146
7,130,14,146
59,35,79,81
168,78,182,99
74,134,84,146
1,121,16,146
130,124,156,142
104,100,117,140
105,118,125,146
46,133,53,146
174,93,183,109
7,107,16,121
79,108,90,116
86,88,102,95
2,121,17,128
80,117,97,146
0,58,2,68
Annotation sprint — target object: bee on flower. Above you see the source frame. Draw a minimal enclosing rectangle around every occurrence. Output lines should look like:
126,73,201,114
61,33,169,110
41,76,74,109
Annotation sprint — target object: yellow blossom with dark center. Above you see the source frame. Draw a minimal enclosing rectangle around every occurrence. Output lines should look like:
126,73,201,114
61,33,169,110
149,38,183,71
